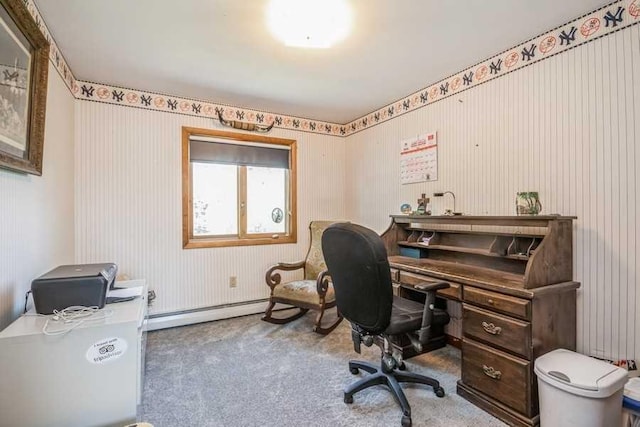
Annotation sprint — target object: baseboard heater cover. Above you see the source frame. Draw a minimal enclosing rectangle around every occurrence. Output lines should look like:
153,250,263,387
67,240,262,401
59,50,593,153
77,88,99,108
146,299,270,331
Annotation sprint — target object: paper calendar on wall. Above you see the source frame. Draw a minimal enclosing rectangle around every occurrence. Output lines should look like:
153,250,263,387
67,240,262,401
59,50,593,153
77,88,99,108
400,132,438,184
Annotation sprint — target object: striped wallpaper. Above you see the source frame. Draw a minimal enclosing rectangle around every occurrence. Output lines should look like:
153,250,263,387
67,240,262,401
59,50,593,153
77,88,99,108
345,23,640,361
0,66,75,331
74,102,347,316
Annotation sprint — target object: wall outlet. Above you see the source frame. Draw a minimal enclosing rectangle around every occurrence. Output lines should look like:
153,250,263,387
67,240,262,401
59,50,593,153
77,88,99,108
229,276,237,288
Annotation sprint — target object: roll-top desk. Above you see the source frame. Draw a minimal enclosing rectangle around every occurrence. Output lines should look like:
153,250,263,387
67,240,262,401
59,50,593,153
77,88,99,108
380,215,579,427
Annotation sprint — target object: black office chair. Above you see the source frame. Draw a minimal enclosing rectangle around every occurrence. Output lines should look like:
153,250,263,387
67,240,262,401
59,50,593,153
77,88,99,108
322,223,450,427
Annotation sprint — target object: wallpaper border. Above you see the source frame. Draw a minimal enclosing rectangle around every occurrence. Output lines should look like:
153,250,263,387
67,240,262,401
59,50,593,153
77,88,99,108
22,0,346,136
23,1,76,91
24,0,640,137
73,80,347,137
344,0,639,136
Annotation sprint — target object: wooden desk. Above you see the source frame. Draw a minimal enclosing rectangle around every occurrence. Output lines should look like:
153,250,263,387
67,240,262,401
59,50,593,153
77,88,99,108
381,215,579,427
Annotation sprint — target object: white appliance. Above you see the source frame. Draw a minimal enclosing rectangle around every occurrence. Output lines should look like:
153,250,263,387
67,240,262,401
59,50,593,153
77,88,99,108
0,280,147,427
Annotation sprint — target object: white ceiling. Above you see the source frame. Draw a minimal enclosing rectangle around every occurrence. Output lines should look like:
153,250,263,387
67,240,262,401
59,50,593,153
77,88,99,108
35,0,610,123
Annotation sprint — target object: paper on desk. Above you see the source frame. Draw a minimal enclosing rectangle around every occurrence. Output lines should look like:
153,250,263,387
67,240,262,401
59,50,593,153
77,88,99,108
107,286,144,298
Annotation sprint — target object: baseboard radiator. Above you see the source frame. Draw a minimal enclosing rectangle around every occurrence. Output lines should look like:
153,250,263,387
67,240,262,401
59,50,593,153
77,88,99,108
146,299,270,331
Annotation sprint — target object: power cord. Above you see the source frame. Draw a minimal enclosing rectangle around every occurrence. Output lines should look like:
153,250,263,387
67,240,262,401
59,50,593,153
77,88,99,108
23,290,32,313
42,306,114,336
147,289,156,305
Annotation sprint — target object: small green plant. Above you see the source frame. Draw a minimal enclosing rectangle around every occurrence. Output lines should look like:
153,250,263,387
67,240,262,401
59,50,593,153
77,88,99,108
516,192,542,215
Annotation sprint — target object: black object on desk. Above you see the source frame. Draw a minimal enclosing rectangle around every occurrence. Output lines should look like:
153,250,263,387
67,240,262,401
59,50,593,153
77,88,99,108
31,263,117,314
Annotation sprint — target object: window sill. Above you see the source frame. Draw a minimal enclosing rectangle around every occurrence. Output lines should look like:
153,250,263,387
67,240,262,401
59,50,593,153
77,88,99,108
183,235,297,249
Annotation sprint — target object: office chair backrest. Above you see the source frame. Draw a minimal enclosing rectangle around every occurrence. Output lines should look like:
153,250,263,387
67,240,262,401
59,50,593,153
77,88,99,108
322,223,393,335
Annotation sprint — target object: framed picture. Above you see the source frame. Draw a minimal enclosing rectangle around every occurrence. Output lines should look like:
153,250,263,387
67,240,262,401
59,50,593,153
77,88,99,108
0,0,48,175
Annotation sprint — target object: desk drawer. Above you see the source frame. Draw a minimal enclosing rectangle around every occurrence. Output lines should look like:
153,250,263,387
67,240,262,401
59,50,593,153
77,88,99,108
463,304,531,359
399,271,461,300
462,339,531,416
464,287,530,320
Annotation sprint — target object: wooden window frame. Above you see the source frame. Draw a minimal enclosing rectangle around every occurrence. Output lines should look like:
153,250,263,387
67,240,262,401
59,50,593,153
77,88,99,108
182,126,297,249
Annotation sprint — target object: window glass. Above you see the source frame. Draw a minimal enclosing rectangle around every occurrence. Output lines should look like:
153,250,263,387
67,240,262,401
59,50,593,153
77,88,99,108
191,162,237,236
246,166,286,234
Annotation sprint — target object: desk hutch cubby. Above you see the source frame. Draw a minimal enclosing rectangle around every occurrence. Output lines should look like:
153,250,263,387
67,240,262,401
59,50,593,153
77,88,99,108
380,215,579,427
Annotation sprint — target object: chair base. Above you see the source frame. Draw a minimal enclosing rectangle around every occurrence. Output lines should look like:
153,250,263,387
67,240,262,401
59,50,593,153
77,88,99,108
383,333,447,360
261,302,309,325
261,301,343,334
344,359,445,427
312,307,343,335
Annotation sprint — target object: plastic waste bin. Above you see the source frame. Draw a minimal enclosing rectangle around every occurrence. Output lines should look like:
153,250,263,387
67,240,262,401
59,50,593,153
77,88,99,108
623,378,640,426
534,349,628,426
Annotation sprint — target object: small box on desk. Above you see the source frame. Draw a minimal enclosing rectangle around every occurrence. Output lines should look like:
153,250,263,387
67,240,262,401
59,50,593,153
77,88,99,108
399,247,423,258
31,263,117,314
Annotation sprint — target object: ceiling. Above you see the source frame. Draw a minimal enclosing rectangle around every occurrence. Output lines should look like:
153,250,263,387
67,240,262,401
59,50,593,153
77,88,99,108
34,0,610,124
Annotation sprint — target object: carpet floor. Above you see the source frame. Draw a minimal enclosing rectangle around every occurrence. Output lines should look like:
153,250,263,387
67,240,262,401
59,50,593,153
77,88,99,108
141,312,507,427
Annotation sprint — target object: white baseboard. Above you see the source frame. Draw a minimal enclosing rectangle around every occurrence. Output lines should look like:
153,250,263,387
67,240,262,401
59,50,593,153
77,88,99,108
146,300,269,331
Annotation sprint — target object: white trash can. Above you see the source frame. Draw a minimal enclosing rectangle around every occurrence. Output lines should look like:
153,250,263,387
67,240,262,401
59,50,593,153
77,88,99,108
623,378,640,426
535,349,628,427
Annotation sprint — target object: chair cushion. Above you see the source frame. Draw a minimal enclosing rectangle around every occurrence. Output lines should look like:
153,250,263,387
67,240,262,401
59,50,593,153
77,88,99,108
384,295,449,336
272,280,336,306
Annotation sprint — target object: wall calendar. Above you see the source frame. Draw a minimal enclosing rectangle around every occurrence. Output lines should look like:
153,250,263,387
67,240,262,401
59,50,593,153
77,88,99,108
400,132,437,184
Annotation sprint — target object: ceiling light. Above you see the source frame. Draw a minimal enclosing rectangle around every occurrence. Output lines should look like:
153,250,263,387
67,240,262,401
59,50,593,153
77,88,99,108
266,0,352,49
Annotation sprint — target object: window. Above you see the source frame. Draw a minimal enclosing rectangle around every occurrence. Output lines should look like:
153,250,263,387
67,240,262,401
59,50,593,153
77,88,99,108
182,127,297,248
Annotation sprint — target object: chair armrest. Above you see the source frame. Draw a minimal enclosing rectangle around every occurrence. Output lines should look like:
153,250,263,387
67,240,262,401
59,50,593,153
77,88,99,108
265,261,306,290
412,281,450,348
316,270,332,297
413,281,450,292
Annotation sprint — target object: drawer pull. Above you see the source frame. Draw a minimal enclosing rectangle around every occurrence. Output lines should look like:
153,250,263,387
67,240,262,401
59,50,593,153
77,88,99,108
482,365,502,380
481,321,502,335
487,298,494,305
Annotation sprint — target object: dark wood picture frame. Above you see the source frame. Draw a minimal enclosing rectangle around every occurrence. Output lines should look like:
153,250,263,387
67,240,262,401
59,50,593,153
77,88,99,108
0,0,49,175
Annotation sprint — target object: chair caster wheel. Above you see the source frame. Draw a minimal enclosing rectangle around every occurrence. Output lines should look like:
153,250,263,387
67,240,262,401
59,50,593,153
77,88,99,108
398,362,406,371
435,387,445,398
349,367,359,375
401,415,412,427
344,394,353,404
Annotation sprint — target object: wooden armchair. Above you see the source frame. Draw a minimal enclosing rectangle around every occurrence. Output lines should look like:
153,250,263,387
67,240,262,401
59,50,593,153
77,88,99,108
262,221,344,334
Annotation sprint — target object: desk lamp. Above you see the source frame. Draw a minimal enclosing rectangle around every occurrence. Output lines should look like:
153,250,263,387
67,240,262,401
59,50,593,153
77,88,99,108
433,191,461,215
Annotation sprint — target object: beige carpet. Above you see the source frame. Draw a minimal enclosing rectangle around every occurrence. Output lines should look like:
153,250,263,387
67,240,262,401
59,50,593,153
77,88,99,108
142,311,507,427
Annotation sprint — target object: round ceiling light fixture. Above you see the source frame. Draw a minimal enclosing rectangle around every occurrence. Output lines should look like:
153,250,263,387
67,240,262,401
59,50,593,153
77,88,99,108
266,0,352,49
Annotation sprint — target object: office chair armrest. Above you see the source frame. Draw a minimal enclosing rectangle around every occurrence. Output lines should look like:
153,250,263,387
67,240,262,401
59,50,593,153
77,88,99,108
412,281,449,347
413,281,450,293
265,261,306,290
316,270,332,297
